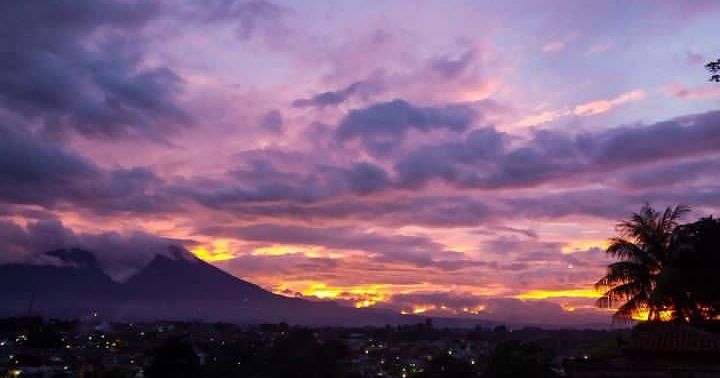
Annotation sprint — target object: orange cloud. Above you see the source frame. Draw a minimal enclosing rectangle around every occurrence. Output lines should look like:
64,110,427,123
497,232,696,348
561,239,609,254
252,244,317,256
276,282,390,309
514,108,571,128
192,240,235,262
573,89,646,116
514,89,646,127
515,288,600,300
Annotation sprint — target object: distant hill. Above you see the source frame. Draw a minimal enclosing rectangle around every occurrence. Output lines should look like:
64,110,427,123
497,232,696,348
0,247,424,326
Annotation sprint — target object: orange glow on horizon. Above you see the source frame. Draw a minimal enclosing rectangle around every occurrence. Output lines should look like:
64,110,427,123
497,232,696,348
399,304,489,316
412,305,434,314
276,282,388,309
355,300,376,308
192,240,235,262
515,288,600,300
462,305,487,314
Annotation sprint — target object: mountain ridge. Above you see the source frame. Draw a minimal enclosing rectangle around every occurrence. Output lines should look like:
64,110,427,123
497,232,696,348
0,247,427,326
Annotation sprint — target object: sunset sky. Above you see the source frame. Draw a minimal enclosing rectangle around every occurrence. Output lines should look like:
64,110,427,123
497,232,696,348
2,0,720,326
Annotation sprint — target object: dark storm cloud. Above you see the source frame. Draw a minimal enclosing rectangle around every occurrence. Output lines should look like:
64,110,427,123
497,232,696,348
181,160,392,206
616,156,720,189
504,184,720,222
395,134,573,189
88,167,177,215
0,0,295,140
174,109,720,228
345,162,391,194
210,196,493,227
7,84,716,226
335,99,476,155
206,223,442,257
503,110,720,186
0,123,175,214
0,0,187,139
504,189,644,220
0,124,99,206
589,111,720,167
292,77,384,108
0,219,89,265
394,127,507,188
193,183,720,232
394,110,720,189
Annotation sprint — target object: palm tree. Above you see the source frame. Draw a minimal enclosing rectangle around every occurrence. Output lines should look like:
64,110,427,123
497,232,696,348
595,204,690,322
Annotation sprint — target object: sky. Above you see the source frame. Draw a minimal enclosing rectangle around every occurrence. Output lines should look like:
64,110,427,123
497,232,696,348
1,0,720,326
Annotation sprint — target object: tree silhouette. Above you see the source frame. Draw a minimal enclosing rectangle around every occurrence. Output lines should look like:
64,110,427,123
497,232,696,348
483,341,556,378
595,204,689,322
416,353,477,378
663,217,720,323
707,58,720,82
145,338,201,378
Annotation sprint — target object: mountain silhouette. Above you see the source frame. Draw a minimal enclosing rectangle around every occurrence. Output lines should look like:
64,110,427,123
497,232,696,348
0,247,415,326
121,246,273,302
0,248,118,318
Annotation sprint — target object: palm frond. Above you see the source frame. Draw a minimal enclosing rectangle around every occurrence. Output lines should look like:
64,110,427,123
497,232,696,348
612,293,649,322
605,238,658,266
594,261,651,289
596,280,650,308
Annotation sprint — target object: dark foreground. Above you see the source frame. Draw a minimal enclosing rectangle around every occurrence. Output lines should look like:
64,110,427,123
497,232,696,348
2,317,720,378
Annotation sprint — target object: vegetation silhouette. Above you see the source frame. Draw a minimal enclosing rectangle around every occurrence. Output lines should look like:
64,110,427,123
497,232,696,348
483,340,556,378
149,328,358,378
596,204,720,326
415,353,477,378
145,338,202,378
707,58,720,82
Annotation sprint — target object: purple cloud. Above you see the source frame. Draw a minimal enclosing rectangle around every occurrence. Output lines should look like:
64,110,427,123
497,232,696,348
0,0,188,139
430,50,476,79
336,99,476,155
292,77,384,108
